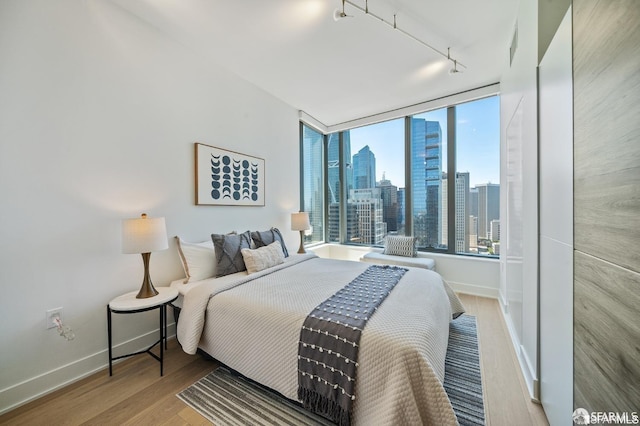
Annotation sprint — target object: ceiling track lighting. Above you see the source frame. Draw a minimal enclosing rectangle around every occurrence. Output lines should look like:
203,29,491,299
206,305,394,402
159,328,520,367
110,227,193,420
333,0,353,20
448,48,461,75
334,0,466,74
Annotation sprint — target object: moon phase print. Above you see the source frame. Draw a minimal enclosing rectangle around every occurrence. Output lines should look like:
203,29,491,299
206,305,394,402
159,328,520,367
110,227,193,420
195,143,265,206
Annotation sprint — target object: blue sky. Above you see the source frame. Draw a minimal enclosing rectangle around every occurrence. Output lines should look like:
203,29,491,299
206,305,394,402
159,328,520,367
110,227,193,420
349,96,500,188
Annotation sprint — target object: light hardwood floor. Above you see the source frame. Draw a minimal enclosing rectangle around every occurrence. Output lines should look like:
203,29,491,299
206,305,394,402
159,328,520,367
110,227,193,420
0,294,548,425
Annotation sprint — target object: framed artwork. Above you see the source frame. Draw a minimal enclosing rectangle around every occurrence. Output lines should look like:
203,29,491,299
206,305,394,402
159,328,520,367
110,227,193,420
195,143,265,206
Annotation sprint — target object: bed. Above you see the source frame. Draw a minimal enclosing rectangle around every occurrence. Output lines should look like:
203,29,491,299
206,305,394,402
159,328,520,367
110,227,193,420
174,250,465,425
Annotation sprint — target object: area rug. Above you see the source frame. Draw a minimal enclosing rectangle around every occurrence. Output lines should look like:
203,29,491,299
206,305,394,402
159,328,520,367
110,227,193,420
443,314,485,425
177,314,484,425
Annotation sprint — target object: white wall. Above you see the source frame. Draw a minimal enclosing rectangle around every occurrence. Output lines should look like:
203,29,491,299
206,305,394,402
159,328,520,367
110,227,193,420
499,0,540,399
311,244,500,298
0,0,300,413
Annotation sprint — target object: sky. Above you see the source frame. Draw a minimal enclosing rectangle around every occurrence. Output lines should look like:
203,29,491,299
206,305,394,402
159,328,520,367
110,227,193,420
349,96,500,189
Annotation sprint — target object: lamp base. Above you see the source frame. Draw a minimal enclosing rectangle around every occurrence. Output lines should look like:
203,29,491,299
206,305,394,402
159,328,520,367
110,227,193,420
297,230,306,254
136,252,159,299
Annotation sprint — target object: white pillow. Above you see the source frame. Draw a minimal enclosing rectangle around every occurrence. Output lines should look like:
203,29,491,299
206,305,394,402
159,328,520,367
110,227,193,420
383,235,418,257
175,237,216,283
241,241,285,274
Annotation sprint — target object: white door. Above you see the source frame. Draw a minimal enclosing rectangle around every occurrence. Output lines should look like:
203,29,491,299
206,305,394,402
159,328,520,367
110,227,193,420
538,7,573,426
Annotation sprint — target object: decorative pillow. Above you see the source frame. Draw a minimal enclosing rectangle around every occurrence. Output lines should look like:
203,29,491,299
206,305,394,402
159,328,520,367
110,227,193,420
241,241,285,274
212,231,252,277
383,235,418,257
175,237,216,283
251,227,289,257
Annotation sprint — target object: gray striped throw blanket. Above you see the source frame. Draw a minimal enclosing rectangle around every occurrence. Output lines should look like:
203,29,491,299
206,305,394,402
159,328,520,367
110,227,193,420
297,265,408,425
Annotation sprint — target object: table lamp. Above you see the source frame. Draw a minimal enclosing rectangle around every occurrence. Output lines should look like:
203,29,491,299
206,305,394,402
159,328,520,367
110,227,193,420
122,213,168,298
291,212,311,254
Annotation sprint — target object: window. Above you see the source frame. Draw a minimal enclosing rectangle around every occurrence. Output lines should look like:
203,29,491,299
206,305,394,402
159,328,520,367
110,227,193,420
346,119,405,245
326,132,346,243
455,97,500,255
300,124,324,245
411,109,448,250
300,95,500,257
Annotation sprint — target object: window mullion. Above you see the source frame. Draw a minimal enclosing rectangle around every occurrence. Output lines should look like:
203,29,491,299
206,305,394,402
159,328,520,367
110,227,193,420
299,122,305,210
404,116,413,237
447,106,456,254
323,133,329,243
338,132,347,244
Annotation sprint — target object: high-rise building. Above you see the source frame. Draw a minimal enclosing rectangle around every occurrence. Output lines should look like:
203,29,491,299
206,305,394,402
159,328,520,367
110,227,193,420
377,175,399,233
470,187,479,218
411,118,442,248
327,202,358,243
476,183,500,240
352,145,376,190
397,187,405,232
455,172,470,253
490,219,501,242
469,215,478,250
348,188,386,245
441,172,470,252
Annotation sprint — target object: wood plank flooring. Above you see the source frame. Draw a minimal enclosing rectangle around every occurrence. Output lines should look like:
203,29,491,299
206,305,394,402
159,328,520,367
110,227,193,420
0,294,548,425
459,294,548,426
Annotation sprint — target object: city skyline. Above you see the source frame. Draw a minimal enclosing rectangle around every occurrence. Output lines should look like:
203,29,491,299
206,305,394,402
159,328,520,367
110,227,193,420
325,119,500,254
349,96,500,189
302,95,500,255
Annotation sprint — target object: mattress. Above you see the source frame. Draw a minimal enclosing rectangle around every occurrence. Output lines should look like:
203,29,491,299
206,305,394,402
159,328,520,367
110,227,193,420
177,254,465,425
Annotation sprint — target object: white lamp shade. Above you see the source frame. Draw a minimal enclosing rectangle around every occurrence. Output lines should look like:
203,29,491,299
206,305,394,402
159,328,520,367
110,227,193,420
291,212,311,231
122,215,168,254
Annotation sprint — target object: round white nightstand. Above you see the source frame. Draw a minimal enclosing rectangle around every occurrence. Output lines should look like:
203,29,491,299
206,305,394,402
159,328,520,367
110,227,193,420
107,287,179,377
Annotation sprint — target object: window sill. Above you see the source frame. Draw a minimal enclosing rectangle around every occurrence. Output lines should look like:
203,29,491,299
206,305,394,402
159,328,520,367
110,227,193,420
310,243,499,264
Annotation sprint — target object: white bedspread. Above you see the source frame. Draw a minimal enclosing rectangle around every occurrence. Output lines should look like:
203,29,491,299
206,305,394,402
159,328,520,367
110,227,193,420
177,254,465,425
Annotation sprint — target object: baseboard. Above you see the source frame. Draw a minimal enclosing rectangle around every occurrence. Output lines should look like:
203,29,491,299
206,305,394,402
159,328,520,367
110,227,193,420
448,280,499,299
500,309,537,400
498,288,508,310
0,323,176,416
519,343,537,398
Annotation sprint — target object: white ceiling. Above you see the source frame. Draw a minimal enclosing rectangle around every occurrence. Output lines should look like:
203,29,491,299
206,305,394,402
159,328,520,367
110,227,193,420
112,0,519,127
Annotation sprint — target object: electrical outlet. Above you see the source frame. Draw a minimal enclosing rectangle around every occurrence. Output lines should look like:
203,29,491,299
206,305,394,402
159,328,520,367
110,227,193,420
46,307,63,329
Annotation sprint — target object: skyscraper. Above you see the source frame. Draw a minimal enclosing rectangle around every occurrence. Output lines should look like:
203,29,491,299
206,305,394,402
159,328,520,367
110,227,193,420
441,172,470,252
490,219,501,242
352,145,376,190
476,183,500,240
411,118,442,248
470,187,479,218
468,187,479,248
397,187,405,232
349,188,386,245
377,175,399,233
455,172,470,253
469,215,478,250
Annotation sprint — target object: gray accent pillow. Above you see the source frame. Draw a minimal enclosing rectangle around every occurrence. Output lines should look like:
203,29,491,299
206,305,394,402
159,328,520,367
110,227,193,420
383,235,418,257
251,227,289,257
211,231,252,277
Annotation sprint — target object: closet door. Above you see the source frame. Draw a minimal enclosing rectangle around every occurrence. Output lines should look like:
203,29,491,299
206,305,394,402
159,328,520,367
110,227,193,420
538,7,573,426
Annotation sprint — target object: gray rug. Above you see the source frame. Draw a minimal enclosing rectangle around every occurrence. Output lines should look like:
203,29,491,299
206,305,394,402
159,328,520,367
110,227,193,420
178,314,484,425
444,314,485,425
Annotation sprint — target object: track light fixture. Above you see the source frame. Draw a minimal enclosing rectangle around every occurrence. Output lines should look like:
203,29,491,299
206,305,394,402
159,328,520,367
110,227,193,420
333,0,352,21
448,48,462,75
333,0,465,74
